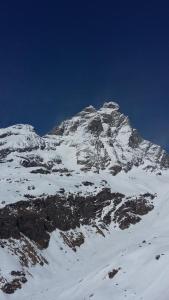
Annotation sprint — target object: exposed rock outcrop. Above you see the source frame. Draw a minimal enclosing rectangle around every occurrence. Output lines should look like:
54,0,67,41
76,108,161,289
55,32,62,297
0,189,155,250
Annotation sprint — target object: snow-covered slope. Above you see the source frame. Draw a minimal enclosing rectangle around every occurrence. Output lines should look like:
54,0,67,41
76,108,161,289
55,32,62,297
0,102,169,299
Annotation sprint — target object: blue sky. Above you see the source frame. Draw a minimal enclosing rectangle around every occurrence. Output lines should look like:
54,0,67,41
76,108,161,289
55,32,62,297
0,0,169,149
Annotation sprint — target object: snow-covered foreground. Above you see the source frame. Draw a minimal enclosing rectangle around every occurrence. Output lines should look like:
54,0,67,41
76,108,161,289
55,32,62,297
1,169,169,300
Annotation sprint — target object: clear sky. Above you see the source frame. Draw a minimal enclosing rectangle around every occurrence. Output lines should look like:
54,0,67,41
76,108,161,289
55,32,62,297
0,1,169,149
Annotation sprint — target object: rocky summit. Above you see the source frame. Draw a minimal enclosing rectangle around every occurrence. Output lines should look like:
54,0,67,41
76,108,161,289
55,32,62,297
0,102,169,299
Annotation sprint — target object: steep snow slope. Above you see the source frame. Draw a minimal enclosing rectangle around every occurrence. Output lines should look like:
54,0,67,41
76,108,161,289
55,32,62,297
0,102,169,299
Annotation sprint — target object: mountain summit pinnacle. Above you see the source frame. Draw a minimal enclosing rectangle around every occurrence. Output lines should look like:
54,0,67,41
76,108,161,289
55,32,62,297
102,101,120,110
77,101,120,116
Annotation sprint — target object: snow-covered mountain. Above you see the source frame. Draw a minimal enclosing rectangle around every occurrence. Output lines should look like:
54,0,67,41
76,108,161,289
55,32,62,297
0,101,169,299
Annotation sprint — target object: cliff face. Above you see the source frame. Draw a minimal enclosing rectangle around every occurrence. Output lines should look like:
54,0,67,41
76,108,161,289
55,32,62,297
0,102,169,299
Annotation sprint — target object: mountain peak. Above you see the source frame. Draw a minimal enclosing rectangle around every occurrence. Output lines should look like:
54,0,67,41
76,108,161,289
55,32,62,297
102,101,120,110
48,101,169,174
77,101,119,116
